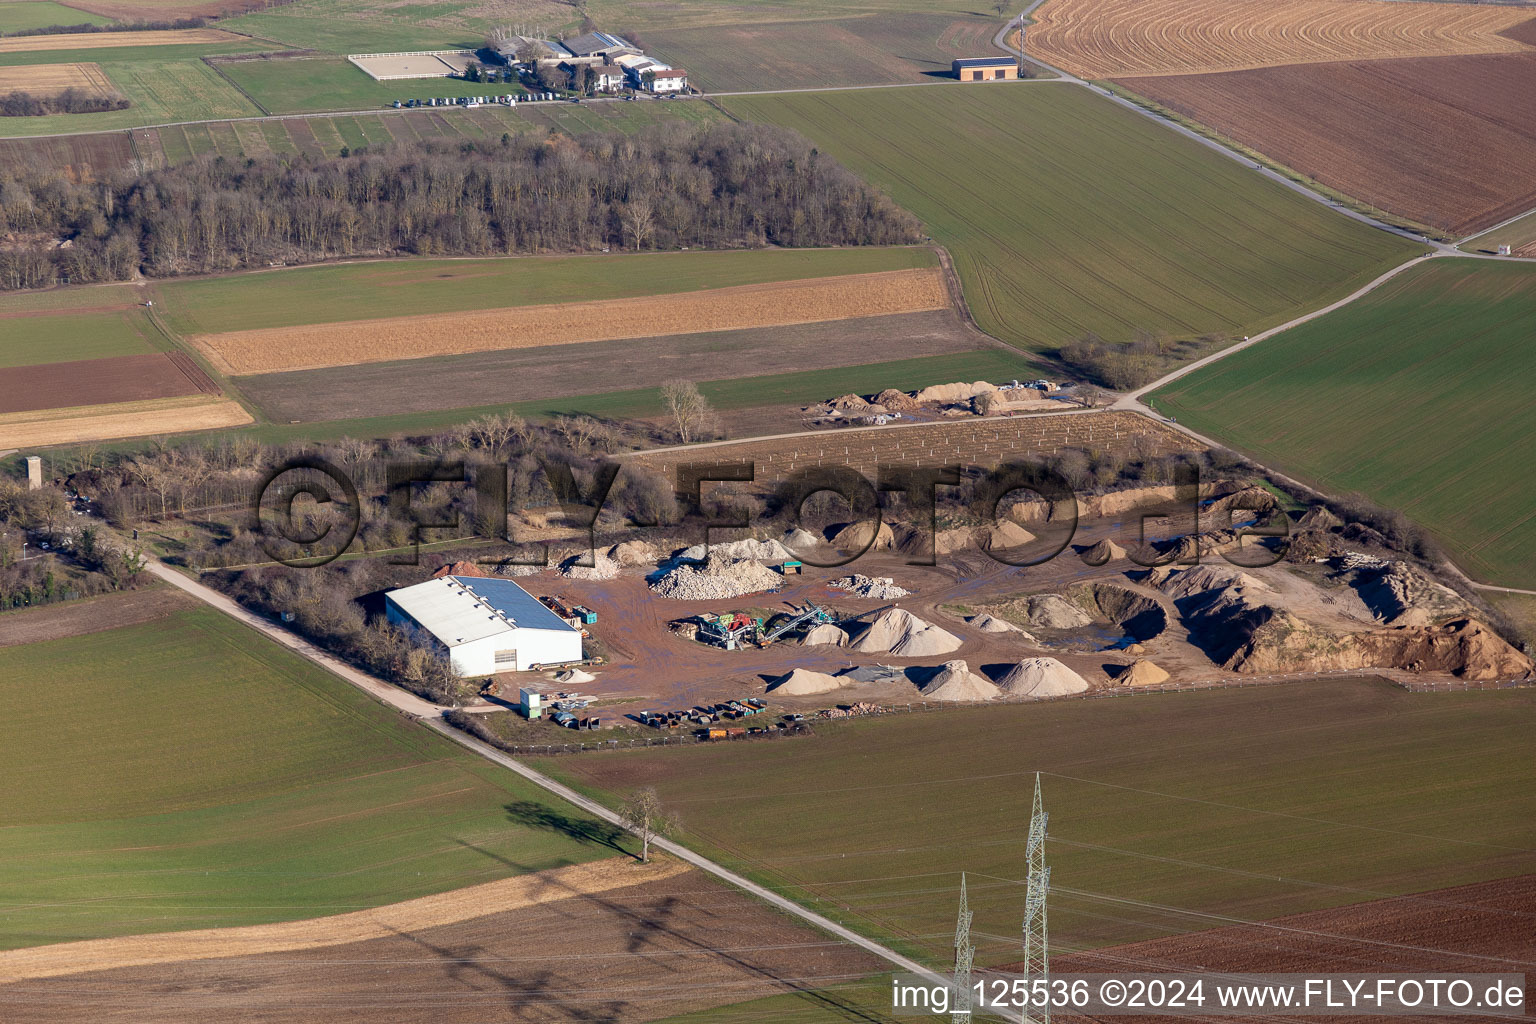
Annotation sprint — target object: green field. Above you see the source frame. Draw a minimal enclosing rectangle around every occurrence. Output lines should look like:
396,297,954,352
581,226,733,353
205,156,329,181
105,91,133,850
0,57,262,137
219,2,484,54
1155,257,1536,588
726,86,1422,353
539,680,1536,968
0,307,160,367
0,605,618,947
0,1,112,32
1461,209,1536,254
154,247,937,334
214,56,527,115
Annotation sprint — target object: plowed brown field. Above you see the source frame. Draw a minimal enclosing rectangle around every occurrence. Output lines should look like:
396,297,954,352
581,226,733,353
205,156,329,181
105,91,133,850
0,396,252,447
0,63,113,96
1118,52,1536,235
192,268,951,375
1043,873,1536,1023
1029,0,1536,77
0,28,244,53
0,353,214,415
0,863,886,1023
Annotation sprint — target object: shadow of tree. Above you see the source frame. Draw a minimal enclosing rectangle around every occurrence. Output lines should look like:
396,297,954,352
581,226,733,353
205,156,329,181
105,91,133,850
506,800,629,854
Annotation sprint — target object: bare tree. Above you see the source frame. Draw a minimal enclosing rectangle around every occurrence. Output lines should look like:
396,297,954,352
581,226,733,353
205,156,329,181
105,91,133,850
618,787,676,863
660,379,716,444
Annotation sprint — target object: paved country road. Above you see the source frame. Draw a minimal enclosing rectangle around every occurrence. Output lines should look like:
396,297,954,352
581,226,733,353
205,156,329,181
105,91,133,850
145,561,948,986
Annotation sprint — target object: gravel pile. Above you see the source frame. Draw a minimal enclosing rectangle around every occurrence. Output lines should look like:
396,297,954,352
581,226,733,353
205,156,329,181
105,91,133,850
649,553,783,600
829,574,911,599
850,608,962,656
768,668,846,695
995,657,1089,698
677,537,795,562
919,660,1001,701
558,550,620,580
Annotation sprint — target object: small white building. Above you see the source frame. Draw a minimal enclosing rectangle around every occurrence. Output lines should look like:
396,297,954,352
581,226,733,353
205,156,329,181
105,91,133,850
385,575,583,677
643,68,689,93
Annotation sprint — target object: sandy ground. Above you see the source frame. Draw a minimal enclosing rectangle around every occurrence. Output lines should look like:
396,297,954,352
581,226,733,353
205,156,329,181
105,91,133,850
0,63,112,96
0,857,691,984
193,269,951,375
0,396,252,447
0,865,886,1023
0,29,245,53
1029,0,1535,78
0,586,190,648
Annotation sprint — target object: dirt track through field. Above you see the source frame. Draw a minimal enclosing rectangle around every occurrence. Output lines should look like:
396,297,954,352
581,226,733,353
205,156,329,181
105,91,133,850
0,28,244,53
0,396,252,447
0,63,113,96
0,857,690,984
1029,0,1536,77
191,269,951,375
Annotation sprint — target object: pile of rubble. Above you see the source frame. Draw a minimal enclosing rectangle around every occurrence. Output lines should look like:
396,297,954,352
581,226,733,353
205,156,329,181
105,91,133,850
649,553,783,600
557,550,620,580
829,574,911,599
820,701,885,719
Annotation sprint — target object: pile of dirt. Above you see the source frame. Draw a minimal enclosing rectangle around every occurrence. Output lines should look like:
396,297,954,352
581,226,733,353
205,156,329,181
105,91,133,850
873,388,920,411
1118,659,1169,687
829,520,896,552
1352,561,1469,627
913,380,998,405
1297,505,1344,531
558,550,620,580
783,527,821,551
850,608,963,656
1079,538,1127,565
1008,594,1093,629
967,613,1032,638
982,521,1036,551
919,660,1001,701
431,561,486,579
994,658,1090,697
768,668,847,695
649,554,783,601
1202,485,1280,525
830,574,911,599
677,538,794,562
607,540,659,567
800,623,849,647
554,667,597,684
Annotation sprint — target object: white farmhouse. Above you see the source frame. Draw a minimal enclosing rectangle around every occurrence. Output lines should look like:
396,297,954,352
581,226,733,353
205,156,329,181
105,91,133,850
385,575,583,677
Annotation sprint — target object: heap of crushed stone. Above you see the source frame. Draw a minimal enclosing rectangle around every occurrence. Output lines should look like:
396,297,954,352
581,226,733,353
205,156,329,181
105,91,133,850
608,540,659,567
677,537,795,563
967,613,1036,642
850,608,963,656
558,550,620,580
800,623,849,647
919,660,1001,701
768,667,846,695
649,553,783,600
994,657,1090,698
554,667,597,684
829,574,911,599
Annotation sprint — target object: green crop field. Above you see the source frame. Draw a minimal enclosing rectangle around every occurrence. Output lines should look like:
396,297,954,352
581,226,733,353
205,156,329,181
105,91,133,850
726,86,1422,354
0,307,160,367
1154,257,1536,589
218,3,483,54
539,680,1536,968
214,56,527,115
0,605,618,948
0,1,112,32
154,246,937,334
0,57,262,138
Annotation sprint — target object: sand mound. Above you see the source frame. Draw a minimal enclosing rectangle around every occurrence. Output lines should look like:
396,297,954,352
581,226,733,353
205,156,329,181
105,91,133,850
554,667,597,684
1022,594,1093,629
650,554,783,600
968,613,1018,634
983,521,1036,551
873,388,920,411
830,520,895,553
678,537,794,562
801,623,849,647
608,540,659,567
830,574,911,599
1119,659,1169,687
1080,538,1127,566
1297,505,1344,531
919,660,1001,701
431,560,486,579
913,380,997,404
558,550,620,580
782,527,822,551
768,667,847,695
850,608,963,656
995,657,1090,698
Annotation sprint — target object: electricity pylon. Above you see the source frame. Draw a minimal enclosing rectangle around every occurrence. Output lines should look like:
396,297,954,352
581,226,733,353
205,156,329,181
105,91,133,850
1021,772,1050,1024
952,872,975,1022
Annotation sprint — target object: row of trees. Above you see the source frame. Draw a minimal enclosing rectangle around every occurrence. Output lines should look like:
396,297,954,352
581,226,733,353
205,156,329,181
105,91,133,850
0,89,129,117
0,16,207,37
1058,328,1227,389
0,122,922,289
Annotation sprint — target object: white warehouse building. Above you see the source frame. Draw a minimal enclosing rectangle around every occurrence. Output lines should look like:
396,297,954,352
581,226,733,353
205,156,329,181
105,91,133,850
385,575,583,677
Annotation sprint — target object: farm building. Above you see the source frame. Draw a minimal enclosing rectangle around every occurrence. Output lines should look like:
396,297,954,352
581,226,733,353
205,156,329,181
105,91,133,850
560,31,636,59
953,56,1018,81
385,575,582,676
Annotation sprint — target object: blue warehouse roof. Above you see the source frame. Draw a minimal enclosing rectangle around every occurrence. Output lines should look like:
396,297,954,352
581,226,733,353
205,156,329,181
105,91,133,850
455,576,579,633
